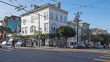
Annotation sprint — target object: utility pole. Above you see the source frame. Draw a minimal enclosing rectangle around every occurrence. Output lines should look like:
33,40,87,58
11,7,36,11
38,14,40,47
75,11,82,43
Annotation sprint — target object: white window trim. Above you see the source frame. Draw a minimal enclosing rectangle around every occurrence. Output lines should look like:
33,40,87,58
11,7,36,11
56,14,58,21
44,12,48,20
44,23,48,32
50,11,53,19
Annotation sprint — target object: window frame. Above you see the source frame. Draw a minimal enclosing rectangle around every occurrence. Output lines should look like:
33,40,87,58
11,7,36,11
44,23,48,32
22,28,25,34
60,15,62,21
23,19,26,25
25,27,28,34
64,16,66,23
50,11,53,19
30,26,36,33
44,12,48,20
56,14,58,21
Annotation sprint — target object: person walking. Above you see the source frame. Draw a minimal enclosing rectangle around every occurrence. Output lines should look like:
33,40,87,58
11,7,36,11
12,39,15,49
31,40,33,48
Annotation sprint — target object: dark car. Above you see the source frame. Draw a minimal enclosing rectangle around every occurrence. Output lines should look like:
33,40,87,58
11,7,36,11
16,42,26,47
94,45,103,49
86,44,94,48
74,43,86,49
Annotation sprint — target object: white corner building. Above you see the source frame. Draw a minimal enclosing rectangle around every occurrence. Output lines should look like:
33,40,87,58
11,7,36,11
20,2,68,35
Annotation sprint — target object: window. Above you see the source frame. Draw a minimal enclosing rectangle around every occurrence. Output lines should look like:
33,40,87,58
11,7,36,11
60,15,62,21
16,18,19,21
44,12,48,20
25,27,28,34
22,28,24,34
30,26,36,33
23,19,26,25
50,12,53,19
64,16,66,22
44,23,48,32
31,16,35,23
58,4,60,8
56,14,58,20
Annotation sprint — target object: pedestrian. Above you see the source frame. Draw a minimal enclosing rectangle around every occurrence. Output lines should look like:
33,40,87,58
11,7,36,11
12,39,15,49
31,40,33,48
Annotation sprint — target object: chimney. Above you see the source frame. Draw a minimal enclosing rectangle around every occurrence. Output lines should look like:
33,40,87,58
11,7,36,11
31,4,39,10
53,2,61,8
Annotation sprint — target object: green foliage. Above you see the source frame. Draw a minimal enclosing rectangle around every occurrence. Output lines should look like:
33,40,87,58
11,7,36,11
90,34,110,45
0,26,11,33
56,26,76,39
11,33,16,39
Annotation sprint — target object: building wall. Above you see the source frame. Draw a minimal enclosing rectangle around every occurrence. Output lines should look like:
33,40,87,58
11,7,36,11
21,6,68,35
49,7,67,34
21,7,49,35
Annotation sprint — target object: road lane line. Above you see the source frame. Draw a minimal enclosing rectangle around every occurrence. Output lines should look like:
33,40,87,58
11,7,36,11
94,58,110,62
91,50,100,52
100,56,110,59
102,51,109,53
0,49,11,51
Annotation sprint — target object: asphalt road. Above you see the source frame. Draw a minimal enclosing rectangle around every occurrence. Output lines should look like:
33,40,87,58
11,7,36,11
0,46,110,62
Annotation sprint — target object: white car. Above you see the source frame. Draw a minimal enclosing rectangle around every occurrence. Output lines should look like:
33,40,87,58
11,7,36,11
0,43,2,47
2,41,7,45
7,41,12,45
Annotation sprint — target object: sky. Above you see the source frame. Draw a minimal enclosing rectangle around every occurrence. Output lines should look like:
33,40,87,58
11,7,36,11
0,0,110,32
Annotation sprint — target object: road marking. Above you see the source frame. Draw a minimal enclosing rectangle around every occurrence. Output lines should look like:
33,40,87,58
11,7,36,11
100,56,110,59
91,50,100,52
104,54,110,56
94,58,110,62
102,51,109,53
0,49,11,51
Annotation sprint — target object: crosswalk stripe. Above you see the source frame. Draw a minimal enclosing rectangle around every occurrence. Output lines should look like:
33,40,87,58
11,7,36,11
94,58,110,62
0,49,11,51
91,50,100,52
100,56,110,59
102,51,109,53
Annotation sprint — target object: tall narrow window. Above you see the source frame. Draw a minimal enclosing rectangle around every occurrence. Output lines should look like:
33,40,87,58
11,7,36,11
23,19,26,25
30,26,36,33
44,12,48,20
25,27,28,34
44,23,48,32
31,16,35,23
60,15,62,21
50,12,53,19
64,16,66,22
56,14,58,20
22,28,24,34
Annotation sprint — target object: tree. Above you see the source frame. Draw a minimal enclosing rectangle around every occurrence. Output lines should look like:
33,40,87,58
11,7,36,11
56,26,76,47
90,35,101,45
0,26,11,33
11,33,16,39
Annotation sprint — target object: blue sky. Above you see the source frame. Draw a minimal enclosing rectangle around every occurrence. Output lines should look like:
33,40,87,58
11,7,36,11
0,0,110,32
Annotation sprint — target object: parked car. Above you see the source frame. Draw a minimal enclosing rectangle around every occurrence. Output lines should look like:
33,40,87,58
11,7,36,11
0,43,2,48
6,41,12,45
73,43,86,49
16,42,26,47
86,44,94,48
2,41,7,45
70,44,77,49
94,45,103,49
